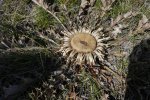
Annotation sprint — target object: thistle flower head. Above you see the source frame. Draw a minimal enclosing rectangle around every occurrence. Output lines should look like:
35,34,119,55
60,28,109,65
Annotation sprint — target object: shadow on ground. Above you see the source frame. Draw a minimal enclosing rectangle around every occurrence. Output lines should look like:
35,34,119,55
0,47,63,100
125,39,150,100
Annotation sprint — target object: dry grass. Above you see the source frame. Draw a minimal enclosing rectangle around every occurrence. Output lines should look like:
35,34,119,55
0,0,149,100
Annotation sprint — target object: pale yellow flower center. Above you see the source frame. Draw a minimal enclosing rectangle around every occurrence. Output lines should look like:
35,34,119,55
70,33,97,53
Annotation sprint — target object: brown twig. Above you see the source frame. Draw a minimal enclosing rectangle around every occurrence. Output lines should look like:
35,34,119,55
32,0,68,32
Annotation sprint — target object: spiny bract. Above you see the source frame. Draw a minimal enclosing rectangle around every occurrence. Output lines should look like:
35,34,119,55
60,28,110,65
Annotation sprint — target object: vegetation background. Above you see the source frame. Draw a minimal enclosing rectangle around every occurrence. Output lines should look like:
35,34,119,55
0,0,149,100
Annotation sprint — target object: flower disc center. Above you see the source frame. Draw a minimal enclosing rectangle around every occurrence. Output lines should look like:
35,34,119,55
70,33,97,52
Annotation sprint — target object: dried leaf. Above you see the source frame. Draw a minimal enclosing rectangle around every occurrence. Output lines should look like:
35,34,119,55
101,0,115,7
66,92,77,100
112,51,127,57
137,20,143,29
112,26,122,38
38,0,43,4
90,0,96,6
80,0,88,8
115,15,123,23
101,0,107,7
137,15,148,28
143,22,150,29
123,11,132,18
101,93,109,100
134,14,149,35
36,0,50,10
142,14,148,24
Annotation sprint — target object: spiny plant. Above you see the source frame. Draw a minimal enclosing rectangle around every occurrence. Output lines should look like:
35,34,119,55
60,28,110,65
2,0,150,99
28,0,149,99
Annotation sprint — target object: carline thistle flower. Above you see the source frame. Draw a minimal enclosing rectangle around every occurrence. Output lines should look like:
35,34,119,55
60,28,110,65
